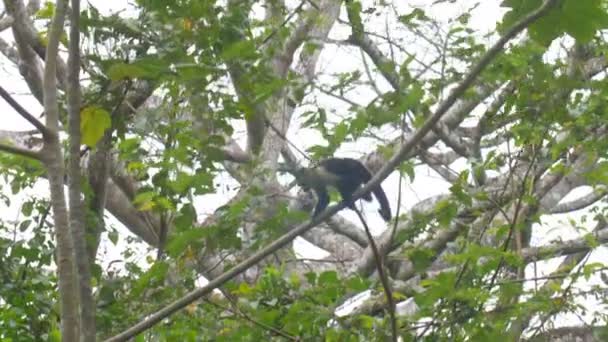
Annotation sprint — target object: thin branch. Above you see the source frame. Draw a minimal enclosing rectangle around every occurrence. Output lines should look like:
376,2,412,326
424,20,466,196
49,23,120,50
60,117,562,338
207,296,299,341
353,208,397,342
0,86,51,137
261,0,307,46
523,228,608,263
493,266,608,286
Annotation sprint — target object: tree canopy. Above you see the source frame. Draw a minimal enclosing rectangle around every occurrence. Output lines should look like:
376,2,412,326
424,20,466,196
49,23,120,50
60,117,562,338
1,0,608,341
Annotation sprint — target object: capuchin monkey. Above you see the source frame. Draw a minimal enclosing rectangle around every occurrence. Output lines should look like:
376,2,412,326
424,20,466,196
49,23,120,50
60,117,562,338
294,157,392,221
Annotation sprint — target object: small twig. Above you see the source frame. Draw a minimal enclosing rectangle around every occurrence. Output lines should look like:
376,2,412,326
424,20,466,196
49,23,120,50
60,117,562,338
352,207,398,342
204,297,299,341
261,0,307,46
264,115,310,162
492,266,608,286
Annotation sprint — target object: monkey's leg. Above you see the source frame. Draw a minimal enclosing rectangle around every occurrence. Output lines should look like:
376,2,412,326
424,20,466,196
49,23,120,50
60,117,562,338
336,182,360,210
312,189,330,218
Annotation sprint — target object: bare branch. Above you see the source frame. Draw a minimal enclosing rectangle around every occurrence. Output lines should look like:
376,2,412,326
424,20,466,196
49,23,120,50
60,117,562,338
346,22,399,89
0,36,20,63
523,227,608,263
4,0,46,102
221,139,252,163
550,187,607,214
324,216,368,247
0,14,13,31
353,208,398,341
0,85,50,137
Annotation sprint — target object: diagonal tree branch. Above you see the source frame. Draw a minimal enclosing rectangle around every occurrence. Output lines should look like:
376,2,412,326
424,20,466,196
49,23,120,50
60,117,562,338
4,0,45,102
550,186,607,214
0,86,50,137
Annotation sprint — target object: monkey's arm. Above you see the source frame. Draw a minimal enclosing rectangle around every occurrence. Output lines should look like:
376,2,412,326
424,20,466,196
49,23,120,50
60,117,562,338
312,188,330,218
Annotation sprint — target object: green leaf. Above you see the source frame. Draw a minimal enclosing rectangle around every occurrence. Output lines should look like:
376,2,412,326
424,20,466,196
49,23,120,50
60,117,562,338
108,229,119,246
49,328,61,342
434,199,458,227
165,228,208,257
35,2,55,19
107,63,148,81
561,0,608,43
133,191,157,211
501,0,608,46
357,315,375,329
80,106,111,147
586,161,608,185
304,272,317,285
319,272,339,287
173,204,197,230
221,40,256,61
131,262,169,297
408,247,435,272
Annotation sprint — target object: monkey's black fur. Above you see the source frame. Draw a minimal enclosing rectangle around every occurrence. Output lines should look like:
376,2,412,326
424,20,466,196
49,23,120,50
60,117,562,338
295,157,392,221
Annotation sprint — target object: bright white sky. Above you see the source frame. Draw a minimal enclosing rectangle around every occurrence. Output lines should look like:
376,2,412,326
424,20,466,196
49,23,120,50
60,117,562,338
0,0,606,329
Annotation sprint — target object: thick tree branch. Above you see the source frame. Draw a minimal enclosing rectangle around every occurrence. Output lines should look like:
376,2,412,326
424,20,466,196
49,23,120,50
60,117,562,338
66,1,96,339
4,0,47,102
41,0,79,339
0,36,20,63
0,14,13,31
523,228,608,263
4,0,67,87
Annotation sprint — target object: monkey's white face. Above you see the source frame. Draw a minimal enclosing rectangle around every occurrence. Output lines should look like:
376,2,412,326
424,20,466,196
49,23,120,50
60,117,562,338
295,166,341,192
294,168,314,190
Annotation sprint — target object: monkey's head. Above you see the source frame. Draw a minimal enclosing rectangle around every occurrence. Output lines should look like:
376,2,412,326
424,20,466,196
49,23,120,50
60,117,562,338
293,167,315,191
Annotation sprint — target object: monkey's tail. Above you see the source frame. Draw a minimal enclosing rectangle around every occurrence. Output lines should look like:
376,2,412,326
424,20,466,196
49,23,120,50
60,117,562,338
373,186,392,221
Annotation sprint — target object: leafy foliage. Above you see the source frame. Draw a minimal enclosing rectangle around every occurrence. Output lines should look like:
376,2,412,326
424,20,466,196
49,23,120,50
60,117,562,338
0,199,57,341
1,0,608,341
